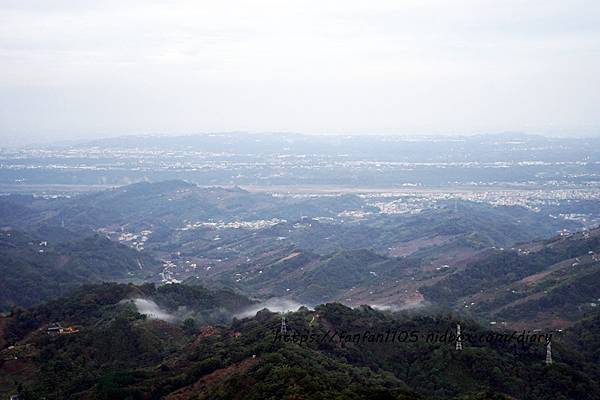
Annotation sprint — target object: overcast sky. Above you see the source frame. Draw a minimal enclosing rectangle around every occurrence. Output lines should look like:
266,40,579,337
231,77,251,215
1,0,599,145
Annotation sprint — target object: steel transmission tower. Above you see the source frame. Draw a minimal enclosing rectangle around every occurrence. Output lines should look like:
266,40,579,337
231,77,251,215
456,323,463,351
280,314,287,334
545,340,553,365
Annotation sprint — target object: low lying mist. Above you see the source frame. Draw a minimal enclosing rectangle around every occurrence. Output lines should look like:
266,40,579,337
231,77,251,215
235,298,309,319
369,301,427,312
125,297,424,325
122,298,236,325
130,298,176,322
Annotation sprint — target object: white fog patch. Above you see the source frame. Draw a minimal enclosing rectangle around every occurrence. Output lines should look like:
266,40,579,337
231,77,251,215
120,298,235,325
235,298,309,319
370,304,402,312
370,301,425,312
128,298,176,322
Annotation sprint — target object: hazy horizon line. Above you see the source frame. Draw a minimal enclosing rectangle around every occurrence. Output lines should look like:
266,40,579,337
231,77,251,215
5,129,600,149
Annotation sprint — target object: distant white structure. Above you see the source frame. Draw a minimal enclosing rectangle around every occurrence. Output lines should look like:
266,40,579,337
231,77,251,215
456,323,463,351
545,340,553,365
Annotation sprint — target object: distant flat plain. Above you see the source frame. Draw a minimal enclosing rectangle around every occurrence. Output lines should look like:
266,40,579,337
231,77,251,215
1,183,598,195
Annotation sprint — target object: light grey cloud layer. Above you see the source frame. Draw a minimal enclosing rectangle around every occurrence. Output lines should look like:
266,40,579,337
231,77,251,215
1,0,599,144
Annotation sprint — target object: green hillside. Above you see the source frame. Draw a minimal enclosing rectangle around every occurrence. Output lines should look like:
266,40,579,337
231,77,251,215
420,228,600,327
0,230,162,311
1,284,598,399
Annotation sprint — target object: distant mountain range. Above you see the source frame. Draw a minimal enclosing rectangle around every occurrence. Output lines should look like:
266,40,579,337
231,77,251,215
1,179,600,398
0,180,598,331
0,180,586,312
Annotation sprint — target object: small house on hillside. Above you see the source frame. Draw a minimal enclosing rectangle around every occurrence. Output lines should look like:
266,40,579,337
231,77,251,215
47,322,62,335
47,322,79,335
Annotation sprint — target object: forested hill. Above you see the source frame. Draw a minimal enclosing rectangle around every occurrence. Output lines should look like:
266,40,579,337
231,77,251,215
1,283,599,399
420,227,600,328
0,230,162,311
